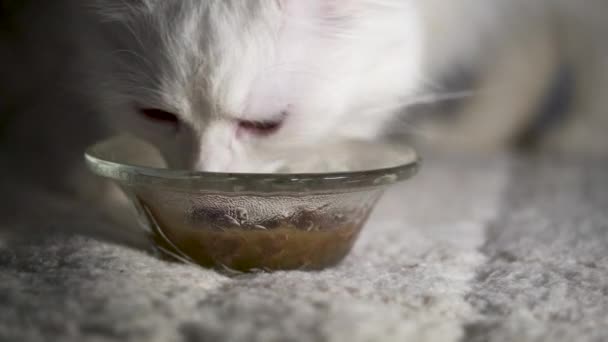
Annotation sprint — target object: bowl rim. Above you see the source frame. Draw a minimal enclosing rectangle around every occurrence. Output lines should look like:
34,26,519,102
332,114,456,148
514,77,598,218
84,136,420,193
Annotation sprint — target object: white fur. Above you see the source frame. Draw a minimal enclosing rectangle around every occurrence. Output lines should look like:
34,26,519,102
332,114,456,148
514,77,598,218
91,0,424,172
4,0,604,181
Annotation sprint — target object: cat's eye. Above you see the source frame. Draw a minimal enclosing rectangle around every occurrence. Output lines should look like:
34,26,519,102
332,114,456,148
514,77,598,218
139,108,180,126
237,119,283,136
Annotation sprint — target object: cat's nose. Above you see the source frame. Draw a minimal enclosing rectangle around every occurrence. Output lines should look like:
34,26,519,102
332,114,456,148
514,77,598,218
193,149,233,172
190,121,236,172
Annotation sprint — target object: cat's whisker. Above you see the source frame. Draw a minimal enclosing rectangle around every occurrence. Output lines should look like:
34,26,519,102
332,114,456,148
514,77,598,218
108,49,155,71
384,119,446,142
358,90,474,117
123,20,150,57
260,63,338,83
407,90,474,106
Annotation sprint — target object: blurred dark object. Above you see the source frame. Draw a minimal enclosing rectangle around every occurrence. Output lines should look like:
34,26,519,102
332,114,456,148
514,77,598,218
0,0,29,36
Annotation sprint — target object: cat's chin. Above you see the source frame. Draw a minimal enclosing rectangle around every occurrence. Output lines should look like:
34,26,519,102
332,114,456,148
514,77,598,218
121,134,412,174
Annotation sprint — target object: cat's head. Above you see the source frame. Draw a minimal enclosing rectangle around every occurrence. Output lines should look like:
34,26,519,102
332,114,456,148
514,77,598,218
91,0,423,172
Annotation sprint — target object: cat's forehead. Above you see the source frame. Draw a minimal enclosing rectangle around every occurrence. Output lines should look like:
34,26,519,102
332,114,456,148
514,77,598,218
96,0,286,64
96,1,286,106
96,0,420,122
94,0,282,24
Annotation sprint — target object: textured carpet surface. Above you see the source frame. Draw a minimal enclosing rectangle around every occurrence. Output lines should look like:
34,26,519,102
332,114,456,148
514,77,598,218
0,154,607,342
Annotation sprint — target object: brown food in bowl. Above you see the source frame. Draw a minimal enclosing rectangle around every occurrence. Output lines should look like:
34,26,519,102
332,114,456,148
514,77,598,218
141,200,372,272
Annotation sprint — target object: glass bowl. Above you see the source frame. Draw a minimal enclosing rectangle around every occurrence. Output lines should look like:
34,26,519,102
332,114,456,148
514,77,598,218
85,135,419,272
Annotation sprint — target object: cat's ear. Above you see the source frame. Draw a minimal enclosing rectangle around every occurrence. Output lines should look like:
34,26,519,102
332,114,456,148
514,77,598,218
90,0,156,22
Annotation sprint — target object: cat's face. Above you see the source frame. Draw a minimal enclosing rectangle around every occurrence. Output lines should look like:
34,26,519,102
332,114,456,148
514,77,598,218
93,0,423,172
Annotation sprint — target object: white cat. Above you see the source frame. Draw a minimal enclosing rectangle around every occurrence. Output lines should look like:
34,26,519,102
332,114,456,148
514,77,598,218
1,0,606,188
86,0,427,173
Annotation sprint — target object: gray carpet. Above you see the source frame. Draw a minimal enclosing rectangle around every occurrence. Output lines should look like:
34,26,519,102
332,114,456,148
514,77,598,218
1,154,607,342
